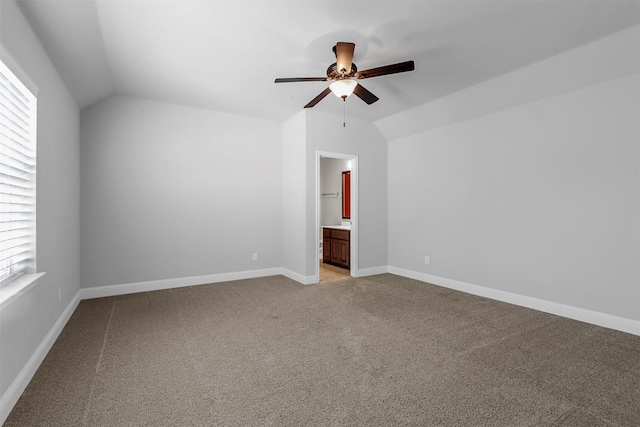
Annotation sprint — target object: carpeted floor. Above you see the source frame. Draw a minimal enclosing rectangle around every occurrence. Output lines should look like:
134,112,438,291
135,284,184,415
5,274,639,426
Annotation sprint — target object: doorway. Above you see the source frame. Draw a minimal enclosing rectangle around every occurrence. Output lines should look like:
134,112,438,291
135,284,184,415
315,151,358,283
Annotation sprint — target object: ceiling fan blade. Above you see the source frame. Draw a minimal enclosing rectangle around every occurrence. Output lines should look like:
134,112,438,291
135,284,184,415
335,42,355,75
352,83,379,105
304,87,332,108
355,60,415,80
275,77,328,83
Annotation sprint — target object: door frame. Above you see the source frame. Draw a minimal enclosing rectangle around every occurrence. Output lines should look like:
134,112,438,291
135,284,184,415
315,151,358,283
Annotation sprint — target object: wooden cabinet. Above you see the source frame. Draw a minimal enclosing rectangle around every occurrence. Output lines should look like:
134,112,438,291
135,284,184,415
322,229,332,264
322,228,350,269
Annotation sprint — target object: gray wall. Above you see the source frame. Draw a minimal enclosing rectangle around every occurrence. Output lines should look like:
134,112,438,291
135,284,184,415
306,111,389,275
80,95,282,288
281,111,307,276
281,110,389,280
0,0,80,409
384,27,639,321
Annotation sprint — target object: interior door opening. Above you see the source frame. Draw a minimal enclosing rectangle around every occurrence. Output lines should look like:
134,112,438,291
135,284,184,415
316,152,358,283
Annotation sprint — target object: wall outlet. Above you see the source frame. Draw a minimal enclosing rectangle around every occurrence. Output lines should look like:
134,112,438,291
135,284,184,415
424,256,430,265
57,287,62,302
252,252,258,261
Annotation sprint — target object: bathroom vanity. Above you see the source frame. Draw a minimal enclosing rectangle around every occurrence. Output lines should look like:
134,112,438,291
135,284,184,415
322,226,350,269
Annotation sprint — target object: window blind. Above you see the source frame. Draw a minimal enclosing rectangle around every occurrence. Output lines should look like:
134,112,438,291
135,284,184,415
0,58,37,286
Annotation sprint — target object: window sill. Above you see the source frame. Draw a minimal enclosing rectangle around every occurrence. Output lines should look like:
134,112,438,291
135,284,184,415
0,272,46,310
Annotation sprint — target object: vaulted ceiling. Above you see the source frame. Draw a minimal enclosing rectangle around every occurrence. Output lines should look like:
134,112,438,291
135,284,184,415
17,0,640,122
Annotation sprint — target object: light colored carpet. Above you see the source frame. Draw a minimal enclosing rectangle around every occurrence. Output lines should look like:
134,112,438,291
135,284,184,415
6,274,639,426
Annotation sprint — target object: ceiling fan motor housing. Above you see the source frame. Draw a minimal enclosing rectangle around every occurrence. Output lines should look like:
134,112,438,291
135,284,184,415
327,62,358,80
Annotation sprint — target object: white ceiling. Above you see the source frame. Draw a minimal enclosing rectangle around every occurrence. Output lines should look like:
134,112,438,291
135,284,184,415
16,0,640,122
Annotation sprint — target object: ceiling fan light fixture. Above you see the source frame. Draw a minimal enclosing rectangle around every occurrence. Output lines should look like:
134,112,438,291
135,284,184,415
329,79,357,99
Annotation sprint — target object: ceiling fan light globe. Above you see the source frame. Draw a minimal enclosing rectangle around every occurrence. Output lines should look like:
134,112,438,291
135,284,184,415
329,79,357,99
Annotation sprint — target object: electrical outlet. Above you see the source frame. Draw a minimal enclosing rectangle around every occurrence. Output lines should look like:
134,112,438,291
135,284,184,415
252,252,258,261
424,256,430,265
57,287,62,302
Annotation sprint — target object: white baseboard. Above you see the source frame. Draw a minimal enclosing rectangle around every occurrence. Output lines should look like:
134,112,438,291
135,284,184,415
79,268,283,300
388,266,640,336
280,268,316,285
355,265,389,277
0,291,80,425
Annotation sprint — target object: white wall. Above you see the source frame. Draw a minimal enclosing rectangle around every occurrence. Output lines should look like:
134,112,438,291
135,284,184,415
320,157,349,227
385,27,639,322
281,111,307,277
306,110,388,275
280,109,388,280
80,95,282,288
0,0,81,420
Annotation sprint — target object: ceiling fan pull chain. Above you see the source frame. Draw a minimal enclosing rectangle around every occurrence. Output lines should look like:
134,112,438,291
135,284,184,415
343,98,346,128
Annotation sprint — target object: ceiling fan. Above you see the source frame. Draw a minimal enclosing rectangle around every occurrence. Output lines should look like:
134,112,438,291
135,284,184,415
275,42,415,108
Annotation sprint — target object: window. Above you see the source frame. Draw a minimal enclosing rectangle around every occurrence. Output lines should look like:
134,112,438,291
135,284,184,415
0,57,37,286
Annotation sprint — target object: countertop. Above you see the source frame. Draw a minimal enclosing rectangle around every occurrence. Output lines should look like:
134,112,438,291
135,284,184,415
322,225,351,231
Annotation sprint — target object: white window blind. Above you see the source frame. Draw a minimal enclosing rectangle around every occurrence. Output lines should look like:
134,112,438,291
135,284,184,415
0,58,37,286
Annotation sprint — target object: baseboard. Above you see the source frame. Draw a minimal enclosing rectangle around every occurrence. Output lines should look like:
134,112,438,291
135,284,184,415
79,268,283,300
387,266,640,336
355,265,389,277
0,291,81,425
281,266,391,284
280,268,316,285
